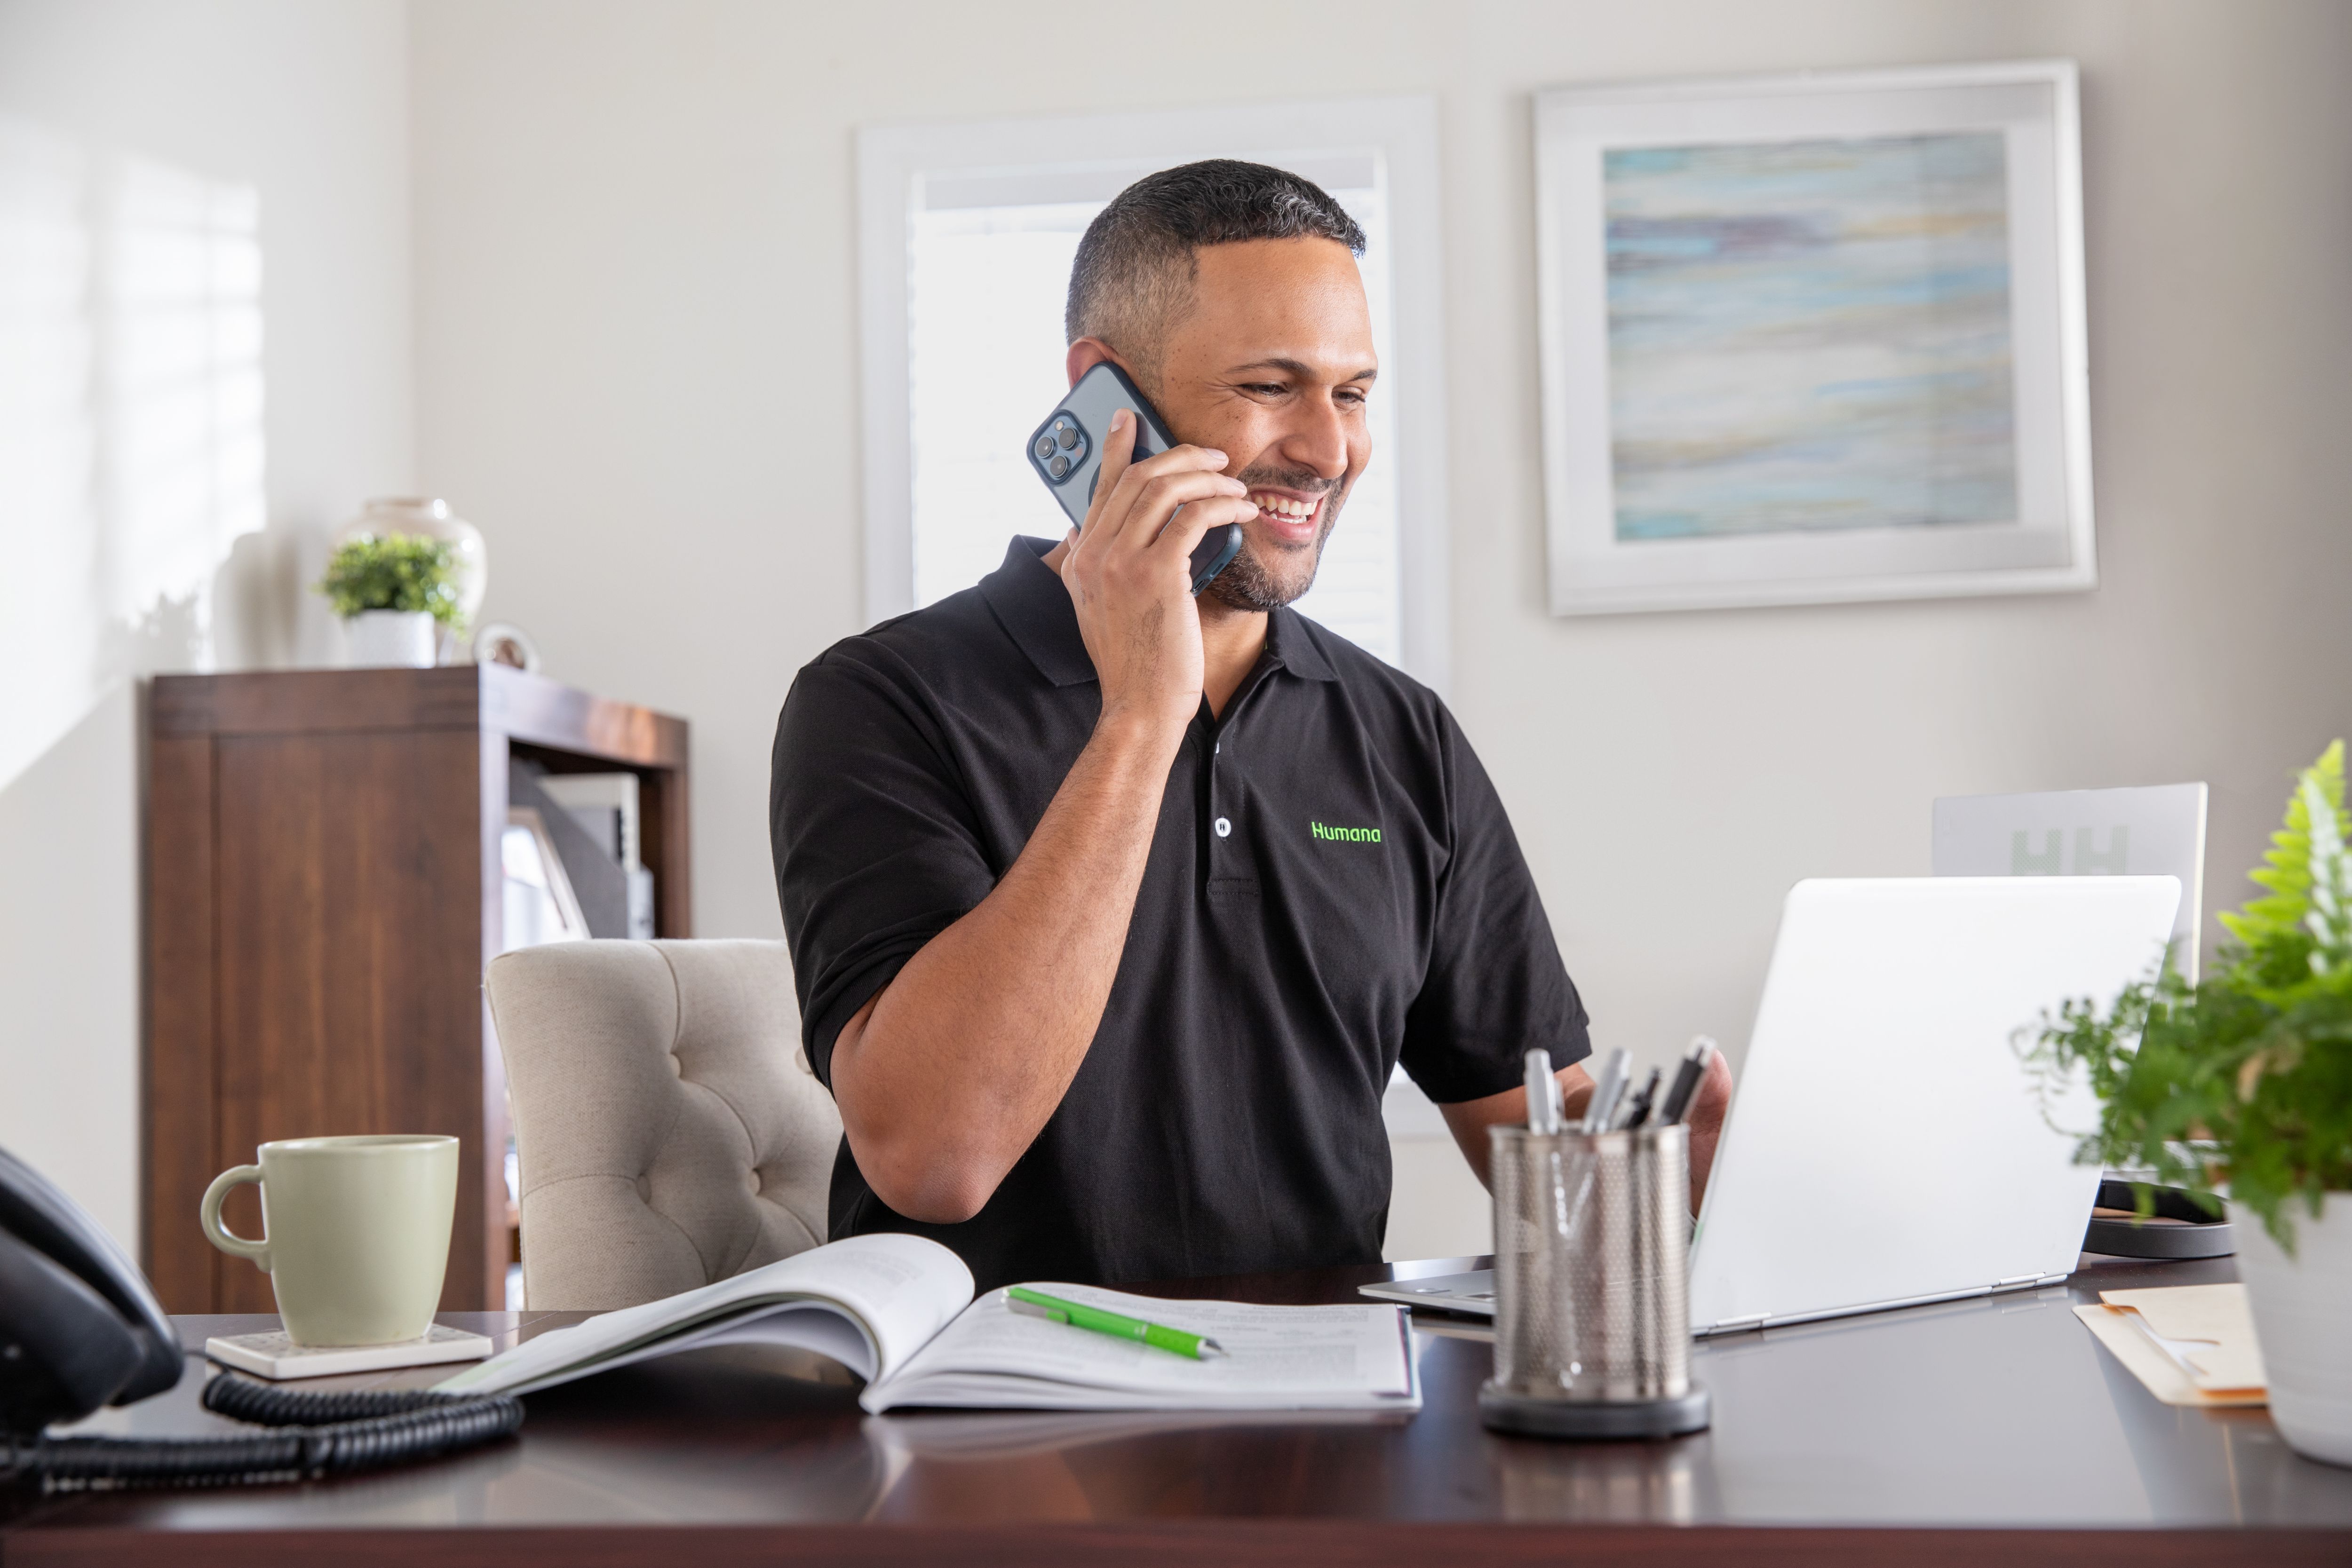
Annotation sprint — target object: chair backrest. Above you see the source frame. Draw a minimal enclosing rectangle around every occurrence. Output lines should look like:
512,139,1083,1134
1931,783,2209,981
485,938,841,1309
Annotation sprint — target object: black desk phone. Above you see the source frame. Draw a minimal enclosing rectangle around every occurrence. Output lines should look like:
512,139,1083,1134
0,1143,521,1491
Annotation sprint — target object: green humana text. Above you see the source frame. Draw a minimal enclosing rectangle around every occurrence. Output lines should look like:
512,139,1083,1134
1311,822,1382,844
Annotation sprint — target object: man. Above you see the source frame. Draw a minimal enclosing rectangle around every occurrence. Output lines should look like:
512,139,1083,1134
773,160,1730,1291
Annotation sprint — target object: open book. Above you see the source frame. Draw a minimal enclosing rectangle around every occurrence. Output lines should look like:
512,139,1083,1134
436,1234,1420,1415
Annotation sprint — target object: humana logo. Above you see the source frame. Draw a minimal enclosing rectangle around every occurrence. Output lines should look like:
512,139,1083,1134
1311,821,1381,844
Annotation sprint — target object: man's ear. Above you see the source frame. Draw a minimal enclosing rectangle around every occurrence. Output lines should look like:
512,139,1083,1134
1065,337,1120,388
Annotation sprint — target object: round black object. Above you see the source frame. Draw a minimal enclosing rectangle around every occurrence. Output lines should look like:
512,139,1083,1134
2084,1215,2235,1259
2084,1178,2234,1259
1034,435,1057,460
1049,454,1070,479
1479,1384,1711,1441
1056,424,1079,450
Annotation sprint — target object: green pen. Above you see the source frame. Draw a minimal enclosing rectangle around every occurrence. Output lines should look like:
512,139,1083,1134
1003,1287,1228,1360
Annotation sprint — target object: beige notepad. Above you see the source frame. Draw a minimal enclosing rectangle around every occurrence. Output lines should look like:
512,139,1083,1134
2073,1283,2266,1408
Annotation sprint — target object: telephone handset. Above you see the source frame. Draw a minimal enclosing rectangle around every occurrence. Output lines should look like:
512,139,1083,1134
0,1143,523,1491
0,1143,183,1436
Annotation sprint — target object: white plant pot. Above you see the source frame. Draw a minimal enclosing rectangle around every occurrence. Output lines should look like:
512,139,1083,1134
2233,1193,2352,1467
345,610,439,669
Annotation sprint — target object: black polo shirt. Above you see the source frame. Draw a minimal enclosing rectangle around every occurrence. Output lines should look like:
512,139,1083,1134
771,537,1589,1291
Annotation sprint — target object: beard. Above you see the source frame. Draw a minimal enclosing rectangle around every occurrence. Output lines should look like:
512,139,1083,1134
1203,464,1347,613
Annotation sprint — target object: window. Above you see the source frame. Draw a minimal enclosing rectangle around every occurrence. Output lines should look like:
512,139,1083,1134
859,99,1448,690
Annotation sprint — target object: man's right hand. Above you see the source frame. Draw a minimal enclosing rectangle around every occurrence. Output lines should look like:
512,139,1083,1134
1056,409,1256,736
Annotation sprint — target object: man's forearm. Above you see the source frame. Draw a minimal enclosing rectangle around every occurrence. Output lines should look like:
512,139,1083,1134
1438,1053,1732,1213
829,708,1183,1222
1440,1067,1597,1189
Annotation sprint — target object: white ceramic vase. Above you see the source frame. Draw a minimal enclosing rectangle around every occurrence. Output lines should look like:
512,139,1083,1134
2234,1193,2352,1467
345,609,439,669
336,498,487,659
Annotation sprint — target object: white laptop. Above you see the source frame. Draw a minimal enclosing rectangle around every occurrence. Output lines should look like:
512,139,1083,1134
1364,876,2181,1334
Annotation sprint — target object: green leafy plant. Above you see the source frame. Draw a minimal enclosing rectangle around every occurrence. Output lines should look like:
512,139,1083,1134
315,534,465,630
2021,742,2352,1251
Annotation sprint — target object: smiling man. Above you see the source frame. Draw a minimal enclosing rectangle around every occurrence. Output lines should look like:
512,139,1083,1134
772,161,1729,1291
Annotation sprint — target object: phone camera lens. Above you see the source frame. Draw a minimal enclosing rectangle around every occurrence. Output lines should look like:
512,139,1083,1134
1033,435,1057,461
1048,454,1071,479
1056,425,1079,450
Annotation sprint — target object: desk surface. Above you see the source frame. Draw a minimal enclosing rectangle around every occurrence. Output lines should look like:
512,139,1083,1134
6,1251,2351,1566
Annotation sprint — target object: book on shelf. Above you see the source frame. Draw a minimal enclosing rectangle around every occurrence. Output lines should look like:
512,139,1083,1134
539,771,655,938
435,1234,1419,1415
507,763,630,939
501,808,587,950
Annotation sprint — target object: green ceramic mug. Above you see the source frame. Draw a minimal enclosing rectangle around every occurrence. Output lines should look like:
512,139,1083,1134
200,1134,459,1346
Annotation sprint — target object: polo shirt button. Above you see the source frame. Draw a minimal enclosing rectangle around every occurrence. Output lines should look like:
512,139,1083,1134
1214,816,1232,838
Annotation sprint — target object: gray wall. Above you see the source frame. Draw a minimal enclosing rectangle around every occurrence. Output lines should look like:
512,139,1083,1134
412,0,2352,1062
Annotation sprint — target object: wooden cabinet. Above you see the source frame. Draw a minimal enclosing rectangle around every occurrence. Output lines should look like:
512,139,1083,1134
143,666,690,1313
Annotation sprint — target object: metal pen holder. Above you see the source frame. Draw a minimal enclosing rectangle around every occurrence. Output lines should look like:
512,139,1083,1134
1480,1122,1711,1440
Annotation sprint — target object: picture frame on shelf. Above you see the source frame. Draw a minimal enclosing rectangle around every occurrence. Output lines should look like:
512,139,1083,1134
1534,59,2092,616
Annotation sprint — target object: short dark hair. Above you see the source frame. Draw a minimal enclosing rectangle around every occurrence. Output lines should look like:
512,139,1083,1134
1065,160,1366,380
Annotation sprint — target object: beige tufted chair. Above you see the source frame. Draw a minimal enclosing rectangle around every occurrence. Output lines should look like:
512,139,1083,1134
484,939,841,1310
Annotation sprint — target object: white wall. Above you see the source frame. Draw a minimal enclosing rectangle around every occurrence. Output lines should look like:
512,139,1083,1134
0,0,413,1249
410,0,2352,1257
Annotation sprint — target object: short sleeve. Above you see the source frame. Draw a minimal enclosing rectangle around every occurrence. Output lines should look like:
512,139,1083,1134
770,650,999,1086
1398,708,1591,1103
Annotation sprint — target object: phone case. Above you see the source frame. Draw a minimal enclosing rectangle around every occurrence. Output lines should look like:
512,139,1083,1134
1025,362,1244,595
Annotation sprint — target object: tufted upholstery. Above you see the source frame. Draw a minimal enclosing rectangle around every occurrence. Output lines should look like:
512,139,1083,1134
485,939,841,1310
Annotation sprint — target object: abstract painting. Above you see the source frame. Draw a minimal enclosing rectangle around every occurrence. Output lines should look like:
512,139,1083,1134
1604,133,2017,542
1535,62,2094,615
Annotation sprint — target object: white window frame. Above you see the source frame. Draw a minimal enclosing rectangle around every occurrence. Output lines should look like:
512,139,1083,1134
857,96,1450,695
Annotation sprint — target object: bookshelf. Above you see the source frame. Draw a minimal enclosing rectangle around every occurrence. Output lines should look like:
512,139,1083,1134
144,665,691,1313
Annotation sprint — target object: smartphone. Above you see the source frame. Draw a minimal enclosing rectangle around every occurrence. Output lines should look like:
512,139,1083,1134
1025,362,1244,595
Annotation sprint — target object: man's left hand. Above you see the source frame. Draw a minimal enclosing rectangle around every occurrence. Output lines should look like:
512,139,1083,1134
1684,1049,1736,1211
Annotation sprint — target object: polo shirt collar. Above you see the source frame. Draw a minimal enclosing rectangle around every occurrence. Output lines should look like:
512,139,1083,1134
981,537,1095,687
977,534,1338,689
1264,606,1337,682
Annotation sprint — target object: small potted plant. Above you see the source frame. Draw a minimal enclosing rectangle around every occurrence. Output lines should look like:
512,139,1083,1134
318,533,465,668
2025,742,2352,1466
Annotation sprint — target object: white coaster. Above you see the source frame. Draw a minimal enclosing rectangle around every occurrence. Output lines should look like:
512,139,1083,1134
205,1323,496,1380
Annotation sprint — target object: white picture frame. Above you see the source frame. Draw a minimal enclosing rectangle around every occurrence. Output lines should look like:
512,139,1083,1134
1534,60,2092,616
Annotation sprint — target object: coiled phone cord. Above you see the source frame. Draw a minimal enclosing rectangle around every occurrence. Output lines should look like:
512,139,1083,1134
2,1372,524,1492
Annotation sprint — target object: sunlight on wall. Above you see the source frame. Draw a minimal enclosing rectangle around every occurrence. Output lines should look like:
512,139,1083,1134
106,156,265,639
0,117,264,792
0,120,97,792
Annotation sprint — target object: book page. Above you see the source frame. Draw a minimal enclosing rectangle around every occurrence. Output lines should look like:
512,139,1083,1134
438,1233,973,1395
866,1283,1414,1412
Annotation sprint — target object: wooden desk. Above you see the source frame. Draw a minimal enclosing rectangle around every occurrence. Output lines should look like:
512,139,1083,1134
6,1253,2351,1565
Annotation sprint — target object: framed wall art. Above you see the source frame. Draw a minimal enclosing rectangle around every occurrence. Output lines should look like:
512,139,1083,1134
1534,60,2091,615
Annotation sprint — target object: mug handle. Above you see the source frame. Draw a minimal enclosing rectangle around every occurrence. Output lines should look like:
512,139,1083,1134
199,1164,271,1274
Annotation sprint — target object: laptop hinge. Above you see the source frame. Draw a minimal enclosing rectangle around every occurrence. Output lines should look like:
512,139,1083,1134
1700,1312,1769,1336
1991,1275,2042,1293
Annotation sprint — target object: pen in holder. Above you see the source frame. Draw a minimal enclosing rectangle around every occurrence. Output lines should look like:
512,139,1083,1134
1481,1121,1711,1439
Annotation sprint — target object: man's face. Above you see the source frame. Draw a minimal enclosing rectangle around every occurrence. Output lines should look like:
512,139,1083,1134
1147,238,1376,612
